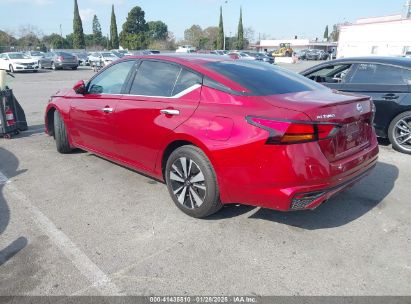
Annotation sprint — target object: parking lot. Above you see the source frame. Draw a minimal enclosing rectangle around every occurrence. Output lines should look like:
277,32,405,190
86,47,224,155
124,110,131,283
0,61,410,296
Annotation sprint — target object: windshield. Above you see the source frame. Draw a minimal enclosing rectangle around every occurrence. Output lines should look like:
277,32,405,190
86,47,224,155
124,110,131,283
205,60,325,96
8,53,30,59
30,51,42,56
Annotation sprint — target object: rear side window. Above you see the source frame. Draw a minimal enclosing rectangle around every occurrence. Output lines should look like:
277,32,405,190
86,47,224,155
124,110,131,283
130,61,181,97
205,61,324,95
172,69,202,95
349,63,411,85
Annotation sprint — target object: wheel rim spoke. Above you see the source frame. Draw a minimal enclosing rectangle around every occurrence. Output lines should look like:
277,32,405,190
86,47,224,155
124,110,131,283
177,186,188,204
190,171,205,183
189,187,204,207
398,134,411,144
173,186,184,195
172,164,183,178
192,184,206,191
170,172,184,183
180,157,188,178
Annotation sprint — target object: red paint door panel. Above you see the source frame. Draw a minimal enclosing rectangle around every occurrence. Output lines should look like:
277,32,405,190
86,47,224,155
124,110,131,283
70,94,119,156
115,88,201,172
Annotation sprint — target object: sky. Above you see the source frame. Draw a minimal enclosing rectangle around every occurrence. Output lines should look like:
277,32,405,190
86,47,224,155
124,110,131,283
0,0,407,41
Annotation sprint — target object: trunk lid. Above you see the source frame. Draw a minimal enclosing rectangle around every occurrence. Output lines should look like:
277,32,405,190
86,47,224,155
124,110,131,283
262,89,374,161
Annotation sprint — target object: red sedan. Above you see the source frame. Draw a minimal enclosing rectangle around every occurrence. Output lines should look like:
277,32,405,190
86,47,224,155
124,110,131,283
45,55,378,218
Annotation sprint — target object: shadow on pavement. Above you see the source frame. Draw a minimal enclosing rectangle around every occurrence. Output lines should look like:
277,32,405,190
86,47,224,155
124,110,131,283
249,161,398,230
0,147,28,265
14,124,45,139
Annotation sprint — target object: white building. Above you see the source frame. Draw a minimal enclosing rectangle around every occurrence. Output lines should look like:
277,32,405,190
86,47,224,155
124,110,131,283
338,1,411,58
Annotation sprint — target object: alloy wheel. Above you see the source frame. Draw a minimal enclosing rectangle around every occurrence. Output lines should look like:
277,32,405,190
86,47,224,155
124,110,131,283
393,116,411,152
169,157,206,209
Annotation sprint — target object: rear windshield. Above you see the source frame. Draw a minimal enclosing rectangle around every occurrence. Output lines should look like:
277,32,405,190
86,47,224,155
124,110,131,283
205,61,324,95
55,52,72,57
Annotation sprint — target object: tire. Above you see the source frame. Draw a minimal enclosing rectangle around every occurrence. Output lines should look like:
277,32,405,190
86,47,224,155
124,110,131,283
388,111,411,154
165,145,223,218
9,65,14,73
72,67,78,70
53,111,72,153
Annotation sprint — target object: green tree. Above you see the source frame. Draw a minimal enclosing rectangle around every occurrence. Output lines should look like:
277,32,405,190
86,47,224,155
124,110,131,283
92,15,103,46
236,7,244,50
217,6,224,50
323,25,329,41
203,26,219,49
0,30,17,52
72,0,85,49
110,4,119,49
18,33,41,50
148,21,168,41
329,24,340,42
119,6,149,49
184,25,203,48
42,33,70,49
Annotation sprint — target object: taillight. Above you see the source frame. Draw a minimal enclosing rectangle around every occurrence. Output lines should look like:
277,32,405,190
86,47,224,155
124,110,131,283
246,116,340,144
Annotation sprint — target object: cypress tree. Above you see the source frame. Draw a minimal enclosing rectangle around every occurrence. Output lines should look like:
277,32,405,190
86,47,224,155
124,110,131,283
324,25,329,41
92,15,102,45
236,7,244,50
217,6,224,50
110,4,119,49
73,0,85,49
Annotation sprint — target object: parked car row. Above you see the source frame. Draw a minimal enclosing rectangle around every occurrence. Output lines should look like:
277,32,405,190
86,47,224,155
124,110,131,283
297,49,331,60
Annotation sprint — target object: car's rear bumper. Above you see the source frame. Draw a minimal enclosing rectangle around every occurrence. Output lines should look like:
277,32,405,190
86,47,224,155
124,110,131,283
219,134,379,211
55,62,78,68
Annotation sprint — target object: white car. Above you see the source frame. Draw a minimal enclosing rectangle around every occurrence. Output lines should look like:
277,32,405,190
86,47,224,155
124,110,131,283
176,45,197,53
88,52,119,68
0,52,39,73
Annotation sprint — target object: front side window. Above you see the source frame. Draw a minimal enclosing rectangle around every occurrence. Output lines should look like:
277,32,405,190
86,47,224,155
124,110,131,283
349,63,411,85
88,60,135,94
306,64,353,83
130,61,181,97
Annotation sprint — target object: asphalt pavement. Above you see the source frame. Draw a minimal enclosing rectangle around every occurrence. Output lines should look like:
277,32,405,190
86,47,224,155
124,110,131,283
0,62,410,296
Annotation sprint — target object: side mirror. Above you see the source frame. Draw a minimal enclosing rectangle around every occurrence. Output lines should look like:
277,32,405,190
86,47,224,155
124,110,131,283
73,80,86,95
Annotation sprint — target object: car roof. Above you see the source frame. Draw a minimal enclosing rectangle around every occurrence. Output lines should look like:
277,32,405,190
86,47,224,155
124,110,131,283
324,56,411,68
118,54,245,92
300,56,411,75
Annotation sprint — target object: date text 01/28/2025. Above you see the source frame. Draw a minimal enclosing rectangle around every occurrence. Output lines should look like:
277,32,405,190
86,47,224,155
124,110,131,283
149,296,258,303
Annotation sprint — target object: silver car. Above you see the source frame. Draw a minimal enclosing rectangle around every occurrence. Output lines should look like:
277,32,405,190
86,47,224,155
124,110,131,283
40,52,79,70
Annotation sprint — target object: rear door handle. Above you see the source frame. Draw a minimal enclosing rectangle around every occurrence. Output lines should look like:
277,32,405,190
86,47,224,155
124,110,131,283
382,94,399,100
102,107,113,113
160,109,180,116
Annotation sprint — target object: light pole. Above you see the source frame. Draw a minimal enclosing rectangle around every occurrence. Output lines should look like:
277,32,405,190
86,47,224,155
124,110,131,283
222,0,228,50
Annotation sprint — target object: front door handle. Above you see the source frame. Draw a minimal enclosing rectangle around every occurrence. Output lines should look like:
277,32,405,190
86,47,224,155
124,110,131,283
102,107,113,113
160,109,180,116
382,94,399,100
